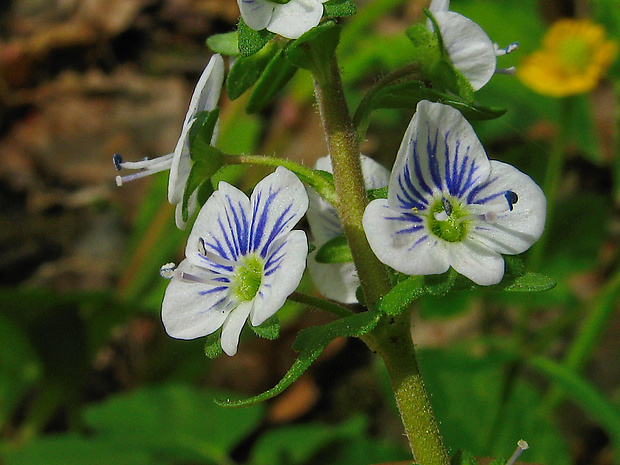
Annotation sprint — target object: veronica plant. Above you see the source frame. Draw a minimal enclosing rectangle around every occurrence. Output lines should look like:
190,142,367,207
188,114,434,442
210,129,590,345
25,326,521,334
114,3,557,464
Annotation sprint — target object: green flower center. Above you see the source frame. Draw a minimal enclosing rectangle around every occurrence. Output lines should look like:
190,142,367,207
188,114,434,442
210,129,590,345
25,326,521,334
426,197,469,243
266,0,291,4
232,254,264,302
558,37,591,72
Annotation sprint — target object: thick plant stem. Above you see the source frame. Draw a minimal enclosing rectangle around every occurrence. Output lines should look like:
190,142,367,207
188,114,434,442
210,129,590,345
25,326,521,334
313,56,392,305
364,312,450,465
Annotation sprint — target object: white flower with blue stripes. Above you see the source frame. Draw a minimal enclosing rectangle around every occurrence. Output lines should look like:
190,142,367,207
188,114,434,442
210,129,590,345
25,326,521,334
428,0,518,91
161,167,308,356
237,0,328,39
363,101,546,286
307,155,389,303
114,54,225,228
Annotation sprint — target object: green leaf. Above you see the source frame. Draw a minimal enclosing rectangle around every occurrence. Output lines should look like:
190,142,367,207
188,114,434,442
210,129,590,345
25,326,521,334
216,311,381,407
377,271,457,315
286,21,341,72
354,79,505,135
226,41,282,100
247,48,298,113
251,315,280,340
367,186,388,201
237,18,275,57
315,235,352,264
84,385,264,462
204,332,223,359
323,0,357,18
207,31,239,55
501,271,556,292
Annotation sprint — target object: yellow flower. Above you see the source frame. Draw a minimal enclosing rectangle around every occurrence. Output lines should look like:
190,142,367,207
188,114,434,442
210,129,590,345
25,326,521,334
517,18,618,97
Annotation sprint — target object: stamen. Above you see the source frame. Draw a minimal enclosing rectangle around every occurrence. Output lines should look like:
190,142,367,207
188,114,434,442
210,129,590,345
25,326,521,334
114,156,175,186
174,268,230,286
160,262,177,279
505,190,518,211
113,153,123,171
116,153,174,170
495,42,519,56
506,439,529,465
442,197,453,216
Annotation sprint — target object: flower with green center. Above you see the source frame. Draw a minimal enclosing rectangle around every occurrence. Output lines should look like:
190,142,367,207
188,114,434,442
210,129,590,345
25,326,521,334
161,167,308,356
363,101,546,286
517,19,618,97
237,0,328,39
114,54,225,229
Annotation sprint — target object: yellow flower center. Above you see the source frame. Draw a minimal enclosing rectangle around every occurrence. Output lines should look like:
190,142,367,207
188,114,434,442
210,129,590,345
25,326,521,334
557,36,591,72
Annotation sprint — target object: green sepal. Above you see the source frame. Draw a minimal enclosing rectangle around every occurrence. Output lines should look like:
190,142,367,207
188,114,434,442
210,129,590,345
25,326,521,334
377,270,457,315
247,48,298,113
189,110,219,160
405,23,440,66
204,332,223,359
323,0,357,18
367,186,387,201
450,449,479,465
182,145,225,223
196,177,215,208
207,31,239,55
250,315,280,340
227,41,282,100
286,21,341,72
315,235,352,264
216,311,381,407
237,18,275,57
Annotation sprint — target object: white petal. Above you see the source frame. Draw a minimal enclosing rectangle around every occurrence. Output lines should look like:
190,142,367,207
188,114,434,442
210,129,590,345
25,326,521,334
267,0,325,39
168,55,224,204
174,189,198,230
221,300,254,356
447,239,505,285
250,229,307,326
389,100,490,212
363,199,450,275
168,122,192,204
249,166,308,259
161,260,233,340
307,254,359,304
468,161,546,255
429,0,449,13
433,11,496,91
184,54,225,126
186,181,252,267
237,0,275,31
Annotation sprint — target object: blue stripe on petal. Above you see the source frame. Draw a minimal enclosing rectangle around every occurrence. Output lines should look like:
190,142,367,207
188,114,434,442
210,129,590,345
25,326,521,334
395,224,424,235
408,234,429,251
427,125,442,189
412,140,433,196
199,286,229,296
217,217,239,260
467,176,500,204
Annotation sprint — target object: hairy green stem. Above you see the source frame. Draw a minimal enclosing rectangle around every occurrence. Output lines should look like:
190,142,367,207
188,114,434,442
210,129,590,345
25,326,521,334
364,313,450,465
224,153,337,206
312,52,448,465
313,55,392,306
288,291,354,319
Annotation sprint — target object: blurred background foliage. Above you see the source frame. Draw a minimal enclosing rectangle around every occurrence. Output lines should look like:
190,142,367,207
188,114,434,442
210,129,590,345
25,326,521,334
0,0,619,464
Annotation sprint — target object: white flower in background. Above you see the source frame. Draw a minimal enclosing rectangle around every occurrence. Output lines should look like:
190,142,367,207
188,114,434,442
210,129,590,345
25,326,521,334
428,0,518,91
237,0,328,39
161,167,308,356
114,54,225,228
307,155,389,303
363,101,546,286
